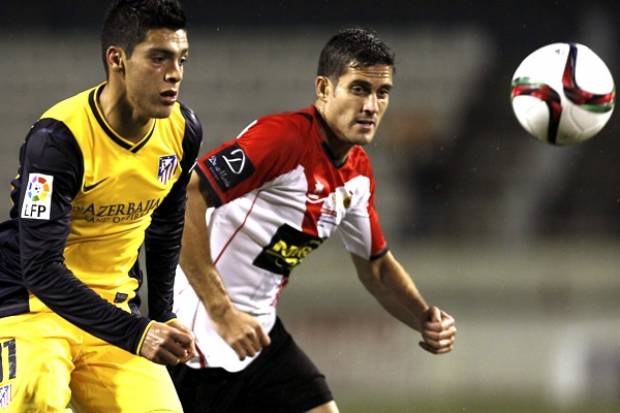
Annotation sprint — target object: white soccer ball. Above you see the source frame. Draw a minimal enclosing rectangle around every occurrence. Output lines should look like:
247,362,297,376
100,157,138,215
510,42,615,145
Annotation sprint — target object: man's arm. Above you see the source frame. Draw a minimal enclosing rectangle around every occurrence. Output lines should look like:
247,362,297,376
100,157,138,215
180,171,270,360
142,105,203,360
144,104,202,323
351,251,456,354
18,120,192,365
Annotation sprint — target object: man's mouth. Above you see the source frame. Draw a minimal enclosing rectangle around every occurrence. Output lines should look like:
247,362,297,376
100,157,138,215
355,119,375,127
160,90,178,104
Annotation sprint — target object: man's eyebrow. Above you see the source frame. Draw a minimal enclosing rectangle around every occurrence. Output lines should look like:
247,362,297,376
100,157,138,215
147,47,189,56
349,79,392,90
349,79,372,87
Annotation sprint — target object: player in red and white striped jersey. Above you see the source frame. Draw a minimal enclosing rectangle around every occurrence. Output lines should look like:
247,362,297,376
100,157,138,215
171,28,457,413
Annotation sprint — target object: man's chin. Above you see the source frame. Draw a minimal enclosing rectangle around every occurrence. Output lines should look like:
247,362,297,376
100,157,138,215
151,108,174,119
352,134,375,146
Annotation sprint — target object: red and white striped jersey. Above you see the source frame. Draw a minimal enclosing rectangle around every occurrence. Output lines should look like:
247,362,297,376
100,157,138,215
174,106,388,371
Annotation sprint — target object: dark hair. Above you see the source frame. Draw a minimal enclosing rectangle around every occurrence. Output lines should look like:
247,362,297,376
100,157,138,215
101,0,187,73
317,28,395,81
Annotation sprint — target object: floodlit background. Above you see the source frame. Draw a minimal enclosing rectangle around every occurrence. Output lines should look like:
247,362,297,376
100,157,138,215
1,1,619,412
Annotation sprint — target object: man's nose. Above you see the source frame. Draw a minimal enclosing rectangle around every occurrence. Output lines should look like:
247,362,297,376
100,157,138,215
363,94,378,114
165,62,183,83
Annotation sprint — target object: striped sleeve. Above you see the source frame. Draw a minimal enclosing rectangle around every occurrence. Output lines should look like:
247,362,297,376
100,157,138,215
196,116,304,207
336,164,388,260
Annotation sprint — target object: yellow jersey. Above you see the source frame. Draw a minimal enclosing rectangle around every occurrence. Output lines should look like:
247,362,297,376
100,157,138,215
0,83,202,353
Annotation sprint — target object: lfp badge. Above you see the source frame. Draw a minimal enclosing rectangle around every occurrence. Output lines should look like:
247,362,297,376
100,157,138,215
21,173,53,220
157,155,178,185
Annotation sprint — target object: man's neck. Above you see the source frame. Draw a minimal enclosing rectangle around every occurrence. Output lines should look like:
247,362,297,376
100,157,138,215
314,104,353,163
98,82,154,143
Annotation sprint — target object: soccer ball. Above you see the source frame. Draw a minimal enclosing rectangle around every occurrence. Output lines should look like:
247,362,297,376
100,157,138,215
510,42,615,145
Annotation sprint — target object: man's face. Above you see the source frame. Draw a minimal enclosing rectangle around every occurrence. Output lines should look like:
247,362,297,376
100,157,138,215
320,64,393,146
122,28,189,119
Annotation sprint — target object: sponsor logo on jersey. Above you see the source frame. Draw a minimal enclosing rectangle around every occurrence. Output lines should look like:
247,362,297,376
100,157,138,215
0,384,11,408
82,177,108,192
158,155,178,184
204,143,255,192
21,173,53,220
72,198,162,224
253,224,323,276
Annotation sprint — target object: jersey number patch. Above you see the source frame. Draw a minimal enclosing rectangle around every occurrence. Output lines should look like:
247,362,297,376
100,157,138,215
0,339,16,383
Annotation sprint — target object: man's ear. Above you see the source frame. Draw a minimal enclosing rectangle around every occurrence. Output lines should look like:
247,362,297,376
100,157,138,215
315,76,332,102
106,46,125,74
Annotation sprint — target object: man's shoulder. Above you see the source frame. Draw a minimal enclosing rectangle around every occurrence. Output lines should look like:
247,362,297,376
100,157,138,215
174,102,203,152
248,106,316,144
177,101,200,125
346,145,374,174
40,85,97,123
349,144,371,159
258,106,315,129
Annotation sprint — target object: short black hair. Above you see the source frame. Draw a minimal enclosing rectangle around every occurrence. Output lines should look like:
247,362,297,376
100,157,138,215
317,28,395,81
101,0,187,73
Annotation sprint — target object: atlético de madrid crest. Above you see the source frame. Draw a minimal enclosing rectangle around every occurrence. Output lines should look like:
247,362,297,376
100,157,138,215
157,155,178,184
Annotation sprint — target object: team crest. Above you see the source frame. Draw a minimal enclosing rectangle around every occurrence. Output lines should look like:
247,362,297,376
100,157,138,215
21,173,53,220
0,384,11,408
157,155,178,184
343,191,352,209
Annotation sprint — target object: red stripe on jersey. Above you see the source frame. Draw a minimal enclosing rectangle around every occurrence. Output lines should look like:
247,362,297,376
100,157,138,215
213,191,262,265
367,176,387,256
270,277,289,306
196,343,208,368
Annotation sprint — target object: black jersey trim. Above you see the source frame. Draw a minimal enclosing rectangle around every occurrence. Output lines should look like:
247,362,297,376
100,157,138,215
295,111,314,124
130,125,156,153
88,87,131,150
320,142,347,169
88,86,156,153
313,109,348,169
369,246,389,261
196,168,223,207
0,301,29,318
179,103,204,168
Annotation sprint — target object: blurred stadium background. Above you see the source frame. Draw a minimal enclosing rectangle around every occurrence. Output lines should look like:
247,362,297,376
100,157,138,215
1,1,619,412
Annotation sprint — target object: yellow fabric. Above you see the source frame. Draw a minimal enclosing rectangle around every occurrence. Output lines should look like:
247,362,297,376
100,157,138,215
28,83,187,312
0,84,189,411
0,312,182,413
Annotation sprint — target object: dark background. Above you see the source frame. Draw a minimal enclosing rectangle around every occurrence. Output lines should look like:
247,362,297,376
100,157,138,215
1,1,619,411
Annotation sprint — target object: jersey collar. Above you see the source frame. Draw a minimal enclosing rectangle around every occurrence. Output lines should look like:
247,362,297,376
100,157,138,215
311,106,348,168
88,83,156,153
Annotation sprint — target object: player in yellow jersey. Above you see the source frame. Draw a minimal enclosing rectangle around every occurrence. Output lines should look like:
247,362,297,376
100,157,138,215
0,1,201,412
